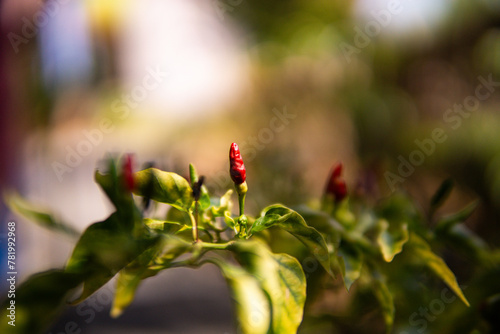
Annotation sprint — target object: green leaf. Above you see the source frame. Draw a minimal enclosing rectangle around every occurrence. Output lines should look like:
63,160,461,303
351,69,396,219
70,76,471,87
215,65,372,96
435,200,479,232
337,241,363,290
224,211,236,230
148,235,193,269
435,223,488,263
295,205,342,248
133,168,193,211
230,241,307,333
166,206,191,226
65,212,158,304
0,270,83,334
94,158,135,212
210,259,271,334
211,190,234,217
189,163,198,184
407,234,470,307
249,204,333,277
376,194,422,235
95,157,145,235
376,219,409,262
111,236,166,317
430,178,454,213
207,190,235,230
371,272,395,334
333,199,356,229
4,192,79,238
197,186,211,211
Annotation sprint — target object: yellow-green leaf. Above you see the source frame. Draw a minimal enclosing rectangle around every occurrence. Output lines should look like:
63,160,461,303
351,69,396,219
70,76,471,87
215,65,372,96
249,204,333,277
376,219,409,262
210,259,271,334
111,236,167,317
230,241,307,333
65,213,158,304
133,168,193,211
408,234,470,307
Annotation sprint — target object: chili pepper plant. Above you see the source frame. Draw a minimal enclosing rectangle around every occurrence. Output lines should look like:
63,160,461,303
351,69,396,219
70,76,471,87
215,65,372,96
2,143,498,333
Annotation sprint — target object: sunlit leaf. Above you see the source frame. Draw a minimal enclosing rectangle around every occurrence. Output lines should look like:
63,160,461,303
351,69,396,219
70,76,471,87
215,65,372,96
376,219,409,262
166,207,191,226
230,241,307,333
249,204,333,277
407,234,470,307
210,259,271,334
224,211,236,230
211,189,233,217
133,168,193,212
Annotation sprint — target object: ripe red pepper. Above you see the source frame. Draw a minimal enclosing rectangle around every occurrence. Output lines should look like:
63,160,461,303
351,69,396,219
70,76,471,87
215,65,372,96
325,162,347,203
229,142,248,236
229,143,246,185
123,154,135,192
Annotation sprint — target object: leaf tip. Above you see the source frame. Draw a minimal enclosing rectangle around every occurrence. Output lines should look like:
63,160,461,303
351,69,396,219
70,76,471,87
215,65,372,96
110,307,123,318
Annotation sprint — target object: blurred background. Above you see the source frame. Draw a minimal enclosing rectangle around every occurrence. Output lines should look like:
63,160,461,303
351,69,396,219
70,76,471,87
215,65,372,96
1,0,500,333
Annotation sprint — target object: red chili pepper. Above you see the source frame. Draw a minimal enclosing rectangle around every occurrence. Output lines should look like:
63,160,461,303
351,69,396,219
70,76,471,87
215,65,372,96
325,162,347,202
229,143,246,185
123,154,135,192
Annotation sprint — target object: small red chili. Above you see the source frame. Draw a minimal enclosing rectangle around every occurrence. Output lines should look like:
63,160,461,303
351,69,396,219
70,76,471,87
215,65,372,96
229,143,246,185
325,162,347,203
123,154,135,192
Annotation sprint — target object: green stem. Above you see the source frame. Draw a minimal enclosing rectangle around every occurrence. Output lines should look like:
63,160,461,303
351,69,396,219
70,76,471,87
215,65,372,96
188,206,199,243
199,241,235,250
238,192,246,217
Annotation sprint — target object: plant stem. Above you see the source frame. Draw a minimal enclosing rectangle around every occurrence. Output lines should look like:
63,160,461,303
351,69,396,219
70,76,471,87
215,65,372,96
199,240,235,250
189,204,199,243
238,192,246,217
